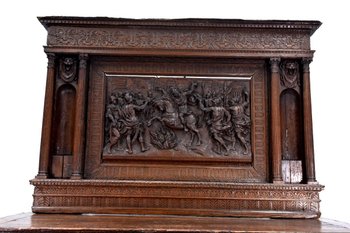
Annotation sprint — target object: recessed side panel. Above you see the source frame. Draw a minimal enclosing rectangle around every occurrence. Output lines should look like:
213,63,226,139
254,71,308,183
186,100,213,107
52,84,76,156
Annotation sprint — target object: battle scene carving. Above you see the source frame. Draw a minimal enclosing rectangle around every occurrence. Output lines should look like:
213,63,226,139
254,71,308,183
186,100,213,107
103,76,251,157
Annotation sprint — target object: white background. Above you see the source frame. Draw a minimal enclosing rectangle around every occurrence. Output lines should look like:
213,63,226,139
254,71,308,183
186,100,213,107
0,0,349,223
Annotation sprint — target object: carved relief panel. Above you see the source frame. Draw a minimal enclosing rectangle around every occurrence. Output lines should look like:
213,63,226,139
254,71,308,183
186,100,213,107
84,57,267,182
103,75,251,158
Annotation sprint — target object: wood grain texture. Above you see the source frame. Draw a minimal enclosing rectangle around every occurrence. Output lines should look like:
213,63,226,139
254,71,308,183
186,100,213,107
31,179,324,218
1,213,350,232
39,17,320,58
33,17,323,218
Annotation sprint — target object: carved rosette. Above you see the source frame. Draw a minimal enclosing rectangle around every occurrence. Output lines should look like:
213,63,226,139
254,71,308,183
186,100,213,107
280,60,300,89
59,57,77,82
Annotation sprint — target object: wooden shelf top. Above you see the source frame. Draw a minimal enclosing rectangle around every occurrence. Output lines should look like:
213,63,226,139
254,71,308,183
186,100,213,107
1,213,350,232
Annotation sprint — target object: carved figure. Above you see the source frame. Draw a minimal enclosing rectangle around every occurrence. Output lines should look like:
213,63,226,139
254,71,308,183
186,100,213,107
105,94,123,153
108,123,121,153
119,92,149,154
60,57,77,82
228,89,251,154
148,97,201,147
168,82,198,132
199,96,231,155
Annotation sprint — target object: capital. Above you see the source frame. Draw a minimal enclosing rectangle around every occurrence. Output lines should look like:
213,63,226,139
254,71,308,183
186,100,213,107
270,57,281,73
301,58,313,73
79,53,89,69
46,53,56,69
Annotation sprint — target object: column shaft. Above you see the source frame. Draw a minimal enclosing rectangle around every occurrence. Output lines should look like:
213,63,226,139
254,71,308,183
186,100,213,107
36,53,56,179
71,54,89,179
270,58,283,183
302,58,317,184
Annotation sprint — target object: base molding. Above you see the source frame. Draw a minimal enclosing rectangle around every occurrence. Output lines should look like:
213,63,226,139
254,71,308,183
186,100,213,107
31,179,324,218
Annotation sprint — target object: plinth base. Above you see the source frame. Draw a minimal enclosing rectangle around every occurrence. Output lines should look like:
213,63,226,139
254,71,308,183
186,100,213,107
31,179,324,218
1,213,350,232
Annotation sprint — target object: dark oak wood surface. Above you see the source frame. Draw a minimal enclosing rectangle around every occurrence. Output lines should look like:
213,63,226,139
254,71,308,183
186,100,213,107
1,213,350,232
32,16,323,219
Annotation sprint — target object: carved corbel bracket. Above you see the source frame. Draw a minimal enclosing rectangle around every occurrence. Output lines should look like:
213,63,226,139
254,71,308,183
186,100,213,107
280,60,300,89
59,57,77,83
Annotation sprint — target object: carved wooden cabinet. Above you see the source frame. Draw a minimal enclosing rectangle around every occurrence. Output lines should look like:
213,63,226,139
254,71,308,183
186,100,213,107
31,16,323,218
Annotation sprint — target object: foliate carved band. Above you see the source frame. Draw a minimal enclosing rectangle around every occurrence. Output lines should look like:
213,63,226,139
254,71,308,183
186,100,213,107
79,54,89,69
270,58,281,73
47,26,310,50
46,53,56,69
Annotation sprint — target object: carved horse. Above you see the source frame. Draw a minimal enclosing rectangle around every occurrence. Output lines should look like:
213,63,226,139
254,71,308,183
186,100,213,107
148,98,201,146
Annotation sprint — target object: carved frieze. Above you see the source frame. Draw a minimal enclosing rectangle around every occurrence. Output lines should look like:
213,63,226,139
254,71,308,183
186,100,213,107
47,26,310,51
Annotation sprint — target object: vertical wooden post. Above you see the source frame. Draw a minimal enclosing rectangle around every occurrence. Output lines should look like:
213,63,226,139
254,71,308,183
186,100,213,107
270,58,283,184
302,58,317,184
36,53,56,179
71,54,89,179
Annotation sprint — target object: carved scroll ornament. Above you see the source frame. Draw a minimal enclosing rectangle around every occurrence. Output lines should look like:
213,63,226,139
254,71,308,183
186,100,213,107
47,26,310,51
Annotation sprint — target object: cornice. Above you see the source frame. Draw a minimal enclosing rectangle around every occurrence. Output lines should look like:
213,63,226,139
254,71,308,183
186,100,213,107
38,17,320,56
38,16,321,35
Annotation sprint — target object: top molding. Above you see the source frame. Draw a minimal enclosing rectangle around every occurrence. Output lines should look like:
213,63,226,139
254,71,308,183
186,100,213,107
38,16,322,58
38,16,321,33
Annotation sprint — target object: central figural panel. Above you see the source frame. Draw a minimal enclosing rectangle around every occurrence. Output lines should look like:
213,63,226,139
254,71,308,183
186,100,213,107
85,57,267,182
103,75,252,159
